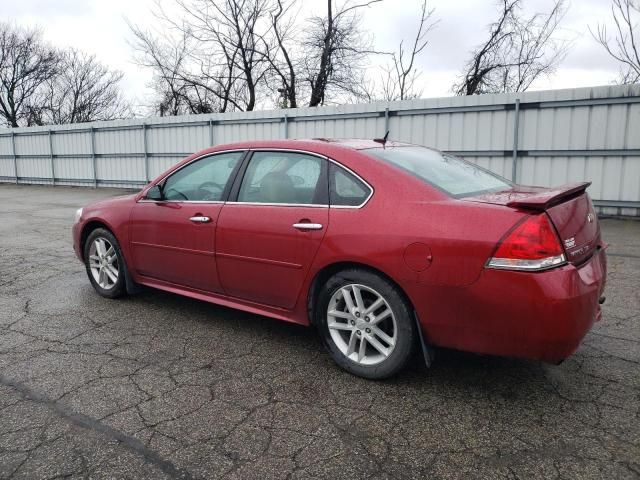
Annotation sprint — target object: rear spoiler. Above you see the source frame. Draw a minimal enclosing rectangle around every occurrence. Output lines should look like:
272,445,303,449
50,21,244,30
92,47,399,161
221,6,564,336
506,182,591,210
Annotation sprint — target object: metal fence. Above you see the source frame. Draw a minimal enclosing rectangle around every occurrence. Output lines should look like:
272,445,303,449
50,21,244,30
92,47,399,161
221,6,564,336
1,84,639,216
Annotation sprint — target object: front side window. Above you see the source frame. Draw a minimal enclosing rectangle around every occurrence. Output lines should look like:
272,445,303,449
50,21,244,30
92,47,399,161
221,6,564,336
330,164,371,206
238,152,326,205
162,151,243,201
366,146,510,197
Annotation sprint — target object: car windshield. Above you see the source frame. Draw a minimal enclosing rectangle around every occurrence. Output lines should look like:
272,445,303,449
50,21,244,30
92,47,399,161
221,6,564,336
365,146,511,197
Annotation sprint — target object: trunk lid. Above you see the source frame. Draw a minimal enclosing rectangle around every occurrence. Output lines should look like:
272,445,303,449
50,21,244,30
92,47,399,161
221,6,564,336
465,183,601,265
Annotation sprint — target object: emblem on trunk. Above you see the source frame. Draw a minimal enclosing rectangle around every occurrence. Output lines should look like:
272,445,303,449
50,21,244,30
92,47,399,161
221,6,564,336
564,237,576,248
587,213,594,223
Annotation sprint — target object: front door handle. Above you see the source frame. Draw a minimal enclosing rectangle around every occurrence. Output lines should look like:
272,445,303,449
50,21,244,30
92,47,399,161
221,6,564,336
189,216,211,223
293,222,323,230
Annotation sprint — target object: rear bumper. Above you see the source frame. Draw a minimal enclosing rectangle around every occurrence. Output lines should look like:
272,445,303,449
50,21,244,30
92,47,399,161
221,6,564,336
412,248,607,363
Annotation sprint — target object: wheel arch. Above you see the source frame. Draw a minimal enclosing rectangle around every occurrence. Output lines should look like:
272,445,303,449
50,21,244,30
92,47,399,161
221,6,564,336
306,261,416,326
80,219,140,295
79,220,115,262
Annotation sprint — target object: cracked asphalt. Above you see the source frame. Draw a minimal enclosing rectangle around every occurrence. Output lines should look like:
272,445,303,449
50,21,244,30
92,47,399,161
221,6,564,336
0,184,639,480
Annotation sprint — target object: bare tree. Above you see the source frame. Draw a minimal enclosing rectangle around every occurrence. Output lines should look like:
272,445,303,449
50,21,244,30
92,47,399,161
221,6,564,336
130,0,274,114
182,0,272,111
130,0,391,111
376,0,435,101
41,49,130,124
129,24,185,116
591,0,640,84
129,24,220,115
304,0,383,107
263,0,299,108
0,23,58,127
454,0,568,95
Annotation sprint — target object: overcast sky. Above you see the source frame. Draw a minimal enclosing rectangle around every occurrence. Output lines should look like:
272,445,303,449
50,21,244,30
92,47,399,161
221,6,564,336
3,0,624,109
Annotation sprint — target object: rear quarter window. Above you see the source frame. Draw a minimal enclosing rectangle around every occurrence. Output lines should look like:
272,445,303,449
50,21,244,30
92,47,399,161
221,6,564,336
365,146,510,197
330,164,371,207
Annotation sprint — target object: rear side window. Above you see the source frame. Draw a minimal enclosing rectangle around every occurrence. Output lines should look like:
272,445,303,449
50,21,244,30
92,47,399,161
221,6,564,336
330,164,371,206
366,146,510,197
238,151,326,205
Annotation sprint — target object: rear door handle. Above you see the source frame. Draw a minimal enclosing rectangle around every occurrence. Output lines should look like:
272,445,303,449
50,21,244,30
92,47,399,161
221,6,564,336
189,216,211,223
293,223,323,230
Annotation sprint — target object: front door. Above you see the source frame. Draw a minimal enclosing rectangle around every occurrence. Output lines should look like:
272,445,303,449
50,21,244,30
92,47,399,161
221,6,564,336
129,151,244,292
216,151,329,309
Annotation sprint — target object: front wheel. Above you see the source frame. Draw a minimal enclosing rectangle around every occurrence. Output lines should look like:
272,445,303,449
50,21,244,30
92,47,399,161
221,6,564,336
84,228,128,299
315,269,417,379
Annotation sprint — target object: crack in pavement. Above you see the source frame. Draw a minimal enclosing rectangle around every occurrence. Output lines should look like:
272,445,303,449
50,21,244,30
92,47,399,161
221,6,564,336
0,373,194,480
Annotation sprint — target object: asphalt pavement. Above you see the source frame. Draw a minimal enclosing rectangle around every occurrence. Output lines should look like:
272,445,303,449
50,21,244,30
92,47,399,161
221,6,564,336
0,184,639,479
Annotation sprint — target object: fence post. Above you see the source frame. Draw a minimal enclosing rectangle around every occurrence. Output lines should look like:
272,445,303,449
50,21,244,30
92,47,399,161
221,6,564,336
283,114,289,139
384,107,390,135
209,119,214,146
511,99,521,182
142,123,149,182
10,131,18,184
48,130,55,186
90,127,98,188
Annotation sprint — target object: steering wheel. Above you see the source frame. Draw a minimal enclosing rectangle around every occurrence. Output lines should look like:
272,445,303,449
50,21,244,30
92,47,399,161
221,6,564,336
197,181,224,201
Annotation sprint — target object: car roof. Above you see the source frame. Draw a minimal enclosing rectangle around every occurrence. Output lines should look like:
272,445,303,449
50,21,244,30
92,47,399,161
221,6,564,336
207,138,414,154
305,138,412,150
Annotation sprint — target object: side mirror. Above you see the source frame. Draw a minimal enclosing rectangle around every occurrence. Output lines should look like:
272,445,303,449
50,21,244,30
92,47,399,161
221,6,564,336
146,185,164,201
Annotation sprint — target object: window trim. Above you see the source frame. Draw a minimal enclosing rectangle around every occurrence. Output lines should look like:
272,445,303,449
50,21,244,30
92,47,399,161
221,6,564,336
226,148,374,209
327,159,373,209
137,149,248,204
231,149,329,206
328,162,373,208
139,147,375,209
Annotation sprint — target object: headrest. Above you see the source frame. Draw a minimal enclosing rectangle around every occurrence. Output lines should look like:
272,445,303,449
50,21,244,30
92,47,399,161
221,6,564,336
260,171,295,203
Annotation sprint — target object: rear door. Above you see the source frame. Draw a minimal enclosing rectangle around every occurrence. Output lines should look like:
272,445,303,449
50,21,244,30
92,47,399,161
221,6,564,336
215,150,329,309
129,151,245,292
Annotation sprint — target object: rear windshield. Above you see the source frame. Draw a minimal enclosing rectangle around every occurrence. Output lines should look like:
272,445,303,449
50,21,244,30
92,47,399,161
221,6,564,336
365,146,511,197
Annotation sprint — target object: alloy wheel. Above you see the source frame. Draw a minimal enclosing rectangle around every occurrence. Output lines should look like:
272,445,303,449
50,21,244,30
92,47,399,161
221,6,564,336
88,237,119,290
326,283,397,365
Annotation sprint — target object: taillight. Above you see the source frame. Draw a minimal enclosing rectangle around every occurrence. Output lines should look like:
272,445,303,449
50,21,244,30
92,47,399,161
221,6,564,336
487,214,566,271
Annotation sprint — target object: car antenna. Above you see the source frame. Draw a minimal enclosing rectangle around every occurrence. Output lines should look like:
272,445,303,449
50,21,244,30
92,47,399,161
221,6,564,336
373,130,389,146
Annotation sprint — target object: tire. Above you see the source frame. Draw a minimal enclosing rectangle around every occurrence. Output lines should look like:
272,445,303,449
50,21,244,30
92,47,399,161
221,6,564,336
315,268,417,379
83,228,128,299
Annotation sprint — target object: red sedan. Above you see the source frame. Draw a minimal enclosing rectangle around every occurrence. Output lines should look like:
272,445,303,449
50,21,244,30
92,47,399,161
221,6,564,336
72,139,607,379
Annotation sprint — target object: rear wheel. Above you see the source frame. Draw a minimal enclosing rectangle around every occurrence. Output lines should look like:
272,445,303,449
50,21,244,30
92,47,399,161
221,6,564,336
84,228,127,299
315,268,417,379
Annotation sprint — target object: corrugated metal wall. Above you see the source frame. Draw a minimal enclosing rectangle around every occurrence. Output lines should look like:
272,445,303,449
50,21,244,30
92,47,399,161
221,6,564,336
1,84,639,215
